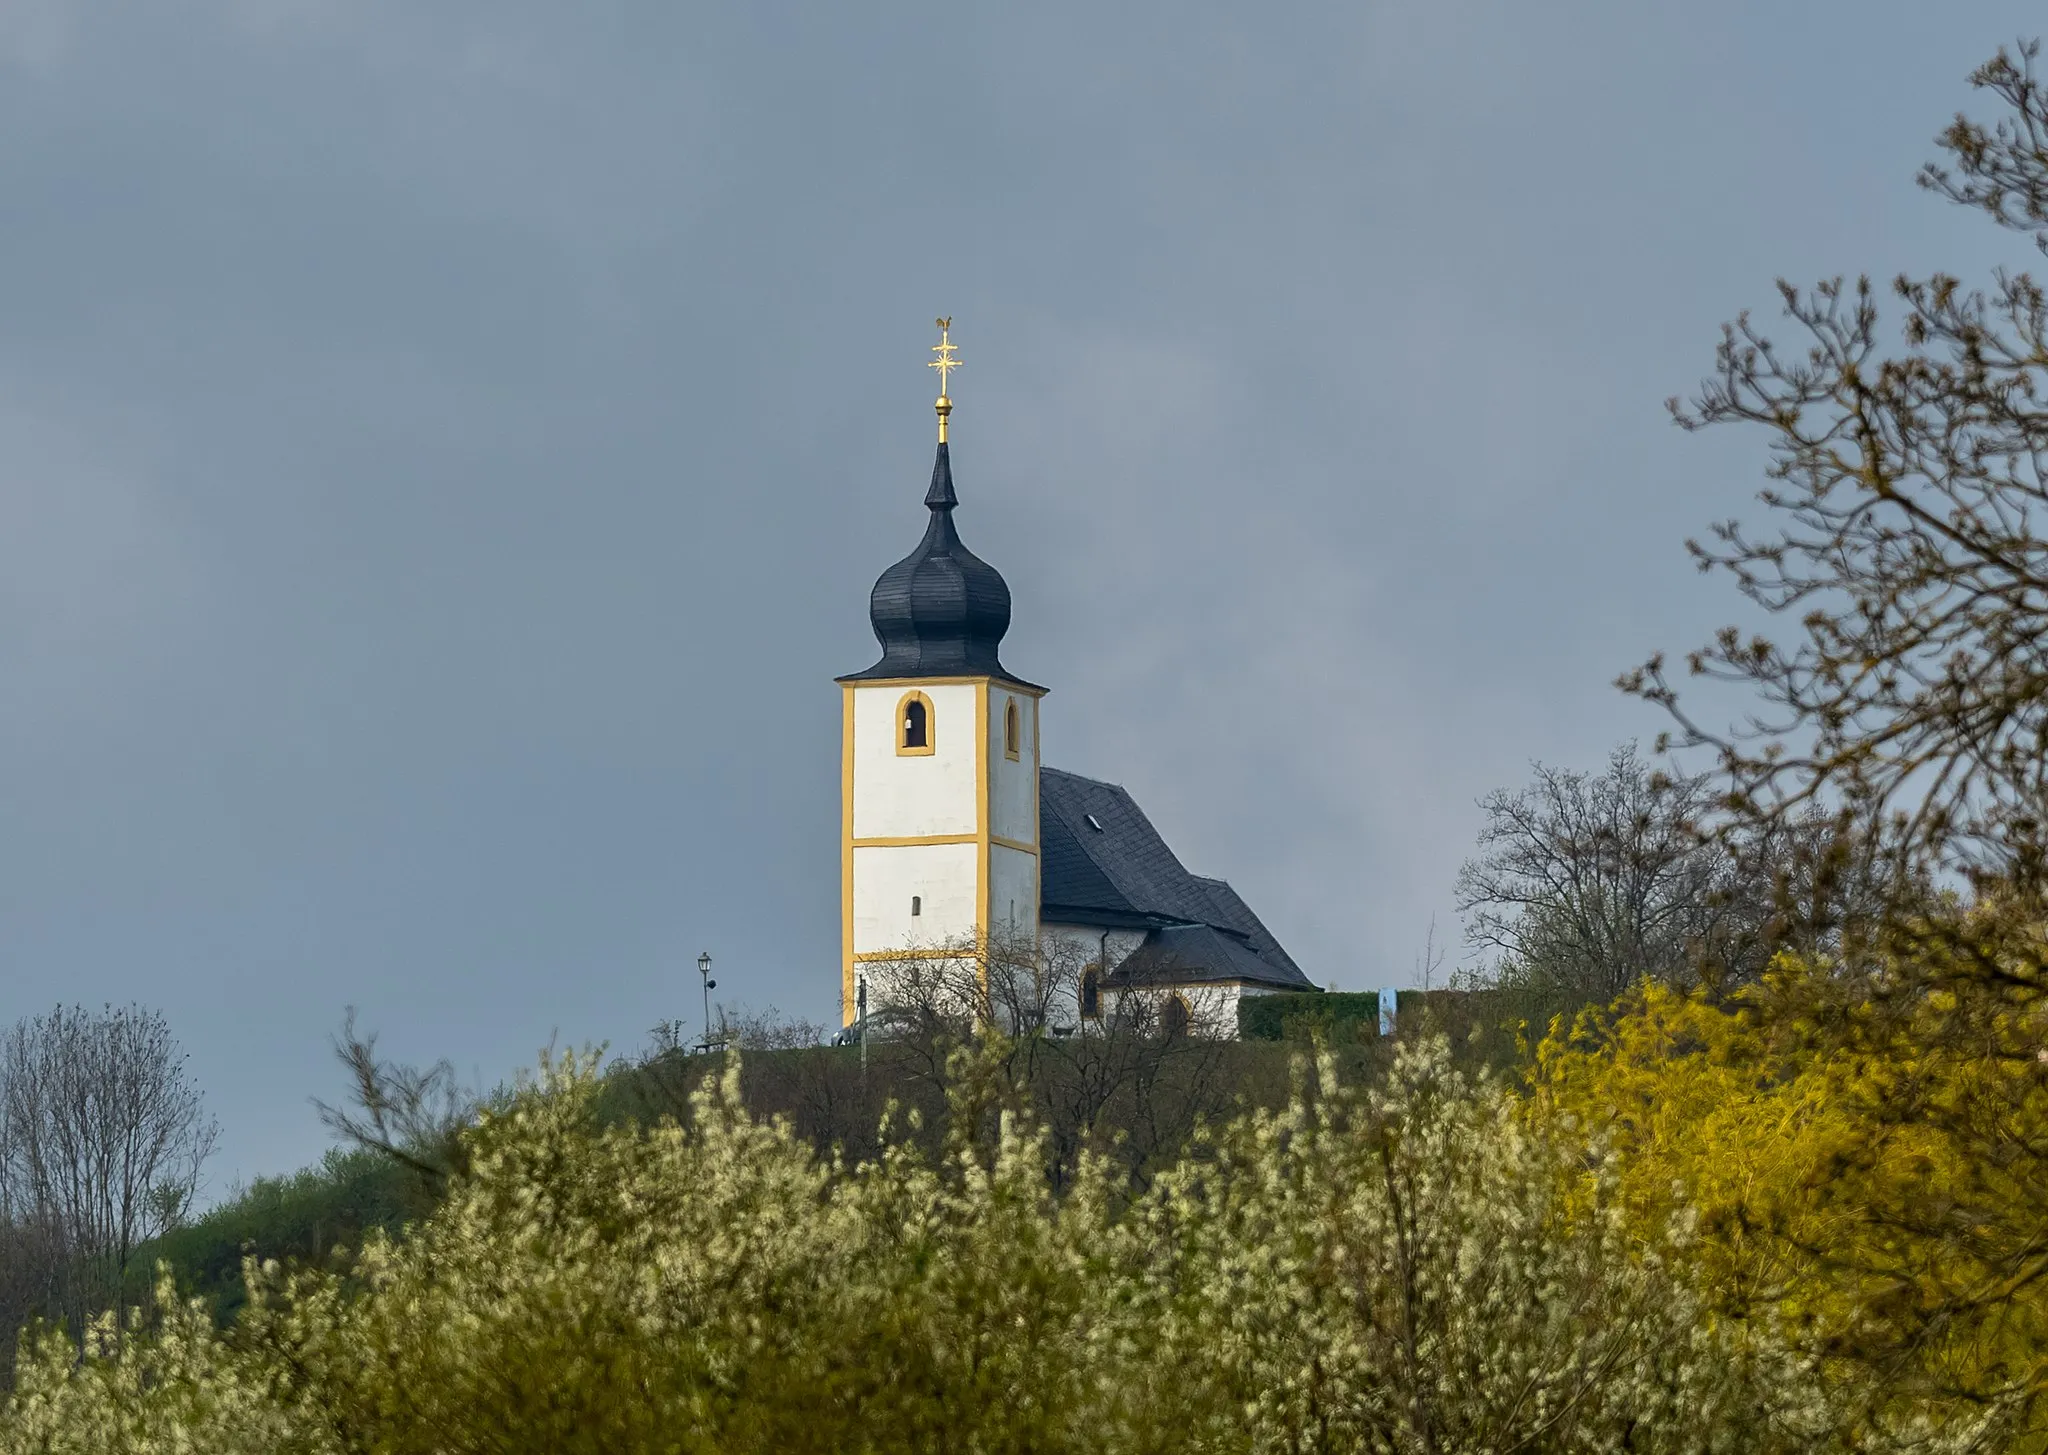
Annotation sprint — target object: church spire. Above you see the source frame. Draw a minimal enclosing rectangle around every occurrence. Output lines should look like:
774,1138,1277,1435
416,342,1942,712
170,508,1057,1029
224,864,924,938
837,317,1039,689
925,436,957,509
930,316,960,444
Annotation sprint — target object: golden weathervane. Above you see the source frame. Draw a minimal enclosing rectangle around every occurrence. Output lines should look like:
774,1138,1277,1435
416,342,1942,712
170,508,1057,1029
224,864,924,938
930,316,960,443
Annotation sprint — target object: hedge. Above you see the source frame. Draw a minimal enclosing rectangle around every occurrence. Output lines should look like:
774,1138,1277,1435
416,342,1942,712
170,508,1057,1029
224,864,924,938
1238,989,1381,1041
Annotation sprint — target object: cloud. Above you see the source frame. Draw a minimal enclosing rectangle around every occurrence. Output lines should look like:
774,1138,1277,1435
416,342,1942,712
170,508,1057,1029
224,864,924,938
0,0,70,70
0,402,205,726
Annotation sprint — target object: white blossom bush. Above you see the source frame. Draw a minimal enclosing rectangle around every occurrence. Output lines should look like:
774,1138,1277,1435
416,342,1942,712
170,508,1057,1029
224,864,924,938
0,1040,1969,1454
4,1277,313,1455
1117,1039,1881,1454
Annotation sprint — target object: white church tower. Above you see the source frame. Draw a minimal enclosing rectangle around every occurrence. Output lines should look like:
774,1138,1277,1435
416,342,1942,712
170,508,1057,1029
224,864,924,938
837,322,1044,1023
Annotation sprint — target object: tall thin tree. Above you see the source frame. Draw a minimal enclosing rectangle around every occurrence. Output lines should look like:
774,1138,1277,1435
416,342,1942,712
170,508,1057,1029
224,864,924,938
0,1004,216,1333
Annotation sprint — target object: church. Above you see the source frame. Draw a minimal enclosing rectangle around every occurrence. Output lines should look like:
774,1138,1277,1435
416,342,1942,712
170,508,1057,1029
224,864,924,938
838,323,1316,1037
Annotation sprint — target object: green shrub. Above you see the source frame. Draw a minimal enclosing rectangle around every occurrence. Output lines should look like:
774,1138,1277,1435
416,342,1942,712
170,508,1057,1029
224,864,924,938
1237,989,1378,1041
138,1148,423,1322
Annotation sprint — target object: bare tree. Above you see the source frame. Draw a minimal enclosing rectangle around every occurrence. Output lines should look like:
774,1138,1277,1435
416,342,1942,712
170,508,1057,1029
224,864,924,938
0,1215,66,1388
1456,744,1892,1005
0,1003,217,1333
1623,44,2048,1420
1625,40,2048,941
1458,746,1747,1001
0,1100,68,1389
716,1005,830,1052
313,1008,476,1192
865,932,1241,1190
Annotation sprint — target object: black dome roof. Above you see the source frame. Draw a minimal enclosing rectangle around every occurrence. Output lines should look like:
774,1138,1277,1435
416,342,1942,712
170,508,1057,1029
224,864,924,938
840,443,1037,686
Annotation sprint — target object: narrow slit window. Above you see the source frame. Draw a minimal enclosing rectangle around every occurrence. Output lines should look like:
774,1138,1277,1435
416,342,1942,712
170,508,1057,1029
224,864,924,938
1004,700,1021,760
1080,968,1102,1020
896,691,935,755
911,895,921,917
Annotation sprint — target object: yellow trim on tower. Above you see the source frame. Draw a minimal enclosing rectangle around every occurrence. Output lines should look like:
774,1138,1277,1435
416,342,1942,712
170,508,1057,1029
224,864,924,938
991,834,1038,856
841,684,855,1026
854,947,983,964
845,674,1048,697
895,689,936,756
852,832,978,848
1030,694,1042,948
975,682,990,973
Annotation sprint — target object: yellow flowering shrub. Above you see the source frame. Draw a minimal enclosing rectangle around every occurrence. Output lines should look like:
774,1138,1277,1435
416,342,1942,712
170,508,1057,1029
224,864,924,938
1532,961,2048,1446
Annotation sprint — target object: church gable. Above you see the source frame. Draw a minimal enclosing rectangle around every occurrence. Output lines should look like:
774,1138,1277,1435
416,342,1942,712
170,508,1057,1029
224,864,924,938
1039,767,1311,993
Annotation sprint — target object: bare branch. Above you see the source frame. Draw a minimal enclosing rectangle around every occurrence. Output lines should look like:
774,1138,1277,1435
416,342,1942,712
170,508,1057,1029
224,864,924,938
312,1008,476,1189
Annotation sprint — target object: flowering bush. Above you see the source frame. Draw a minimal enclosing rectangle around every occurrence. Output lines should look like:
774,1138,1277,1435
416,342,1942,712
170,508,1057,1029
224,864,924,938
1534,960,2048,1449
0,1037,1956,1454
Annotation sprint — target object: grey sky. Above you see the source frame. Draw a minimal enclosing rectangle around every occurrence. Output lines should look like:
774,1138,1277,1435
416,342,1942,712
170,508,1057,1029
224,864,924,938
0,1,2037,1189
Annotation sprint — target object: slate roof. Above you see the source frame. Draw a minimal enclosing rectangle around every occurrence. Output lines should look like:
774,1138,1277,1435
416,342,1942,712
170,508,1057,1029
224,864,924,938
839,443,1041,689
1191,875,1308,985
1039,767,1314,992
1111,923,1284,987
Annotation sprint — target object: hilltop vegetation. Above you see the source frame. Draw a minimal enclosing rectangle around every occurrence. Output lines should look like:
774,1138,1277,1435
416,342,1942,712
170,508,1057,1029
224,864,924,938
139,1150,424,1326
3,1037,1914,1455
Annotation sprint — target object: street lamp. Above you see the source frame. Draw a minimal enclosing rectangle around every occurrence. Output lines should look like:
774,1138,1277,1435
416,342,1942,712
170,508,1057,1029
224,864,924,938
856,973,868,1079
697,951,716,1050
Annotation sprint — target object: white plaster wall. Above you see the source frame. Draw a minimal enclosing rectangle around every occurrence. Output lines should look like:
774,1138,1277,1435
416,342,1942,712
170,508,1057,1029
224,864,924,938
1156,984,1313,1038
988,691,1037,846
989,843,1039,944
1042,923,1147,977
850,682,980,839
852,841,978,954
1151,983,1243,1038
1087,982,1244,1038
1043,922,1145,1029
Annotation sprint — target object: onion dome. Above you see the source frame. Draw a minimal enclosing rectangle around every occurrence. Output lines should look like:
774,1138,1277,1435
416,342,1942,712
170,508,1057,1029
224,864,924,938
841,442,1037,685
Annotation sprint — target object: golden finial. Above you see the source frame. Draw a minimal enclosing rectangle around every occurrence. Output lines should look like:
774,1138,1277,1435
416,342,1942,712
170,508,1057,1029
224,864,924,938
930,316,960,443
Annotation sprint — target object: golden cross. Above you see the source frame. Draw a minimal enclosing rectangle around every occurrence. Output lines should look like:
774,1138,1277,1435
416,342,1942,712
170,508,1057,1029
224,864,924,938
929,317,961,397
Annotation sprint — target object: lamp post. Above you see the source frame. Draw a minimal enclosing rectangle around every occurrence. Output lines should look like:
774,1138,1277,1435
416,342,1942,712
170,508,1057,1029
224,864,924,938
856,973,868,1080
697,950,716,1051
